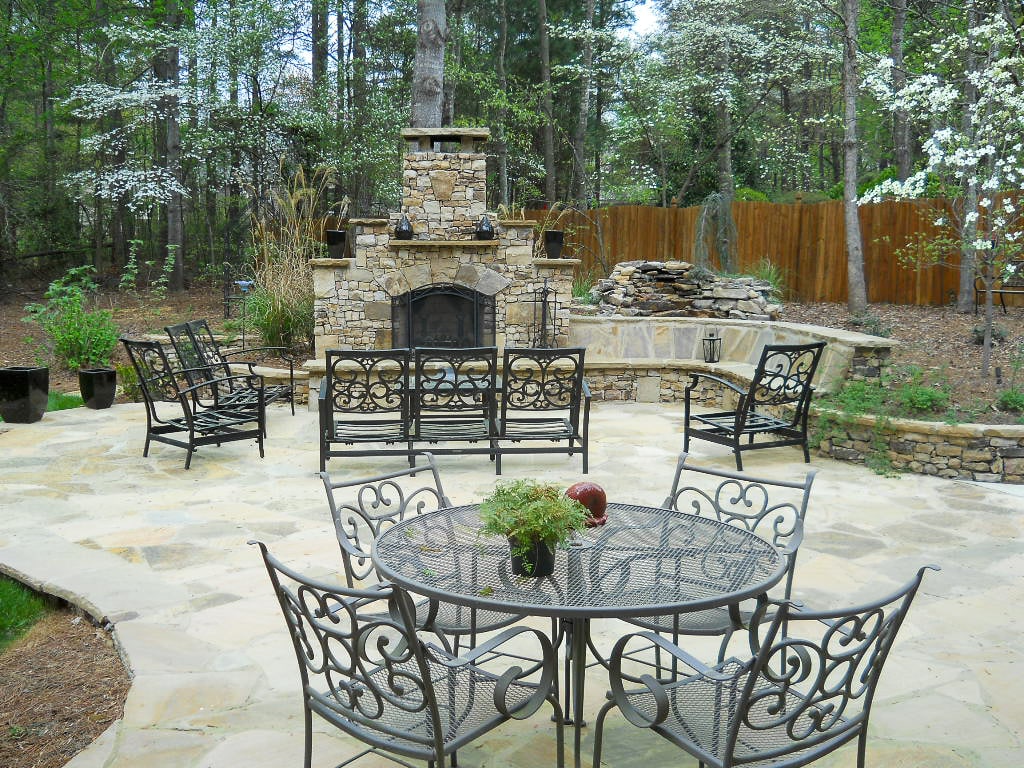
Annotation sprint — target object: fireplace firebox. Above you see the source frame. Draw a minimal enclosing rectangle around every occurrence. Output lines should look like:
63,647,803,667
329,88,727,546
392,284,496,348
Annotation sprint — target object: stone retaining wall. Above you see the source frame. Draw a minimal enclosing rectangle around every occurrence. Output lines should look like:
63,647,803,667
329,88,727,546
812,409,1024,483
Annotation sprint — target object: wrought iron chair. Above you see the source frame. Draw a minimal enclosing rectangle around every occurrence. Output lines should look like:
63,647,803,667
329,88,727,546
253,540,564,768
165,319,295,415
593,565,939,768
121,337,265,469
319,453,523,651
411,346,499,468
495,347,591,475
624,452,816,659
684,341,826,470
318,348,413,471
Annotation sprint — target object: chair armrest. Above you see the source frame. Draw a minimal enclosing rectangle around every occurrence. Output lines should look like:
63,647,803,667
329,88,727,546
223,345,296,363
435,625,557,719
685,371,746,397
581,377,592,399
606,630,745,728
181,374,264,398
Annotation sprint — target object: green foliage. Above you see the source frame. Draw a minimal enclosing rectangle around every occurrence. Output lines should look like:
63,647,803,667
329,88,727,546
850,311,893,338
734,187,769,202
114,362,142,402
0,577,49,651
571,269,599,302
746,258,787,300
825,379,889,416
23,267,120,370
246,287,314,349
996,388,1024,411
48,391,84,411
819,366,952,419
971,324,1008,345
479,479,589,559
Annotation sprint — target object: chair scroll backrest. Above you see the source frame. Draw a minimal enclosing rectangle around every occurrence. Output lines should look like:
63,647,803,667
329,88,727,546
319,454,450,587
728,565,938,766
252,541,446,757
325,348,410,416
121,338,184,408
663,453,816,596
745,341,825,417
414,346,497,415
500,347,585,416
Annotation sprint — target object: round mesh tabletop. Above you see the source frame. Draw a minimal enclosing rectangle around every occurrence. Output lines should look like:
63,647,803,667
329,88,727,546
373,503,785,619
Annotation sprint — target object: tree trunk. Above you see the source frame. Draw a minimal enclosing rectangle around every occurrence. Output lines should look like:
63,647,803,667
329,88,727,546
164,0,184,292
311,0,328,89
842,0,868,314
957,0,980,312
714,49,736,273
496,0,509,206
411,0,446,128
442,0,463,125
538,0,555,202
890,0,910,181
571,0,596,205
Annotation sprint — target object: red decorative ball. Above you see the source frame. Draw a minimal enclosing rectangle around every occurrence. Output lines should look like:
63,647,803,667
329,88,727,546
566,481,608,527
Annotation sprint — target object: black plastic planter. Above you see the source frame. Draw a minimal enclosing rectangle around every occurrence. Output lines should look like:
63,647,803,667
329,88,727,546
508,537,556,578
543,229,564,259
79,367,117,410
0,366,49,423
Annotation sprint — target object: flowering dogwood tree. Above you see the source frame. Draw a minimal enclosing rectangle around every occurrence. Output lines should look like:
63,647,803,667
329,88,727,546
861,6,1023,374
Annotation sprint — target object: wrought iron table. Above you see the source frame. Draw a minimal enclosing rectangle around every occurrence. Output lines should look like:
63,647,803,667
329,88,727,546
372,502,786,768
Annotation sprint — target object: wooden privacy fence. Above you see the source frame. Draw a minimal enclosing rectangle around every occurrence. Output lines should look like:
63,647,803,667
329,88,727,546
555,200,965,306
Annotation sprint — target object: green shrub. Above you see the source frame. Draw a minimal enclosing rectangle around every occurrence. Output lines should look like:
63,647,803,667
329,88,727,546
572,269,600,303
997,388,1024,411
971,323,1008,345
735,186,769,202
825,379,888,416
246,286,314,349
24,266,120,369
114,362,143,402
747,257,787,300
850,311,893,338
896,382,950,413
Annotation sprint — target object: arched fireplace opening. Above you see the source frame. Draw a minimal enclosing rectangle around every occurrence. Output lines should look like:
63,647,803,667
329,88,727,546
392,284,496,348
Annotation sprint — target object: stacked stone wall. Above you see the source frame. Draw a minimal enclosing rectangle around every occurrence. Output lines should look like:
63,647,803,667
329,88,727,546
592,260,781,320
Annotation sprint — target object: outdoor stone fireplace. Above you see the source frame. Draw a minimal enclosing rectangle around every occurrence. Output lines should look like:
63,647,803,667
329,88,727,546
308,127,577,361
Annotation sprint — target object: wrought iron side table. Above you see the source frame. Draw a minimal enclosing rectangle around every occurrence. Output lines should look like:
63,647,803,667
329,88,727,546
372,502,786,768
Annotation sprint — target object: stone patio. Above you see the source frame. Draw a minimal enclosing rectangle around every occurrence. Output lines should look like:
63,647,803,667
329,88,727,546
1,400,1021,767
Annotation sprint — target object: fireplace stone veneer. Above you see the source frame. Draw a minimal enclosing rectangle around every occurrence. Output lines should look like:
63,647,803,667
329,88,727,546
309,127,578,358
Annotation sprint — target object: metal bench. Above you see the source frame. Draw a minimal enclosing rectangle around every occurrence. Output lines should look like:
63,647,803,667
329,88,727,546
975,261,1024,314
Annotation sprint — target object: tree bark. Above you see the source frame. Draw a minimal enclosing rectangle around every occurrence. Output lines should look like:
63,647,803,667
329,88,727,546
311,0,328,89
164,0,184,292
571,0,596,205
890,0,910,181
496,0,509,206
842,0,868,314
410,0,446,128
957,0,980,313
538,0,556,202
714,49,736,273
442,0,463,125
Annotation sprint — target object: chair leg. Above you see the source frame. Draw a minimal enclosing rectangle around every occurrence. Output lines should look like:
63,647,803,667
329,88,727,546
592,699,616,768
303,704,313,768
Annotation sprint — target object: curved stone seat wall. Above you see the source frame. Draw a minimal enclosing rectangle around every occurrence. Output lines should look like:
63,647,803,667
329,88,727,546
569,316,894,402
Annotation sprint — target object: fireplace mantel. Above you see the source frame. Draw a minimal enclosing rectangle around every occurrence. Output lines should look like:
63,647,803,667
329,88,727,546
387,240,500,249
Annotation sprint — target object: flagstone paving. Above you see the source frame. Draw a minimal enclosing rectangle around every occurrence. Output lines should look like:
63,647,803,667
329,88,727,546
1,401,1021,767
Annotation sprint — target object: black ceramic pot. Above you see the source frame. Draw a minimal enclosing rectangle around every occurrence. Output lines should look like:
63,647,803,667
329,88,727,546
325,228,346,246
0,366,48,423
543,229,564,259
394,214,414,240
475,214,496,240
79,367,117,409
509,537,556,578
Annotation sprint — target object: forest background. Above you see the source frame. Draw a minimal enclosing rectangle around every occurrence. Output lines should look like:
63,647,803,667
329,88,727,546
0,0,1020,311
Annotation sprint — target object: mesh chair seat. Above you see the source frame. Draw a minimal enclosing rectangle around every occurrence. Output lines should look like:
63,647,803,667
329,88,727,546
497,416,575,441
690,410,794,436
330,419,410,444
309,649,543,760
623,660,850,768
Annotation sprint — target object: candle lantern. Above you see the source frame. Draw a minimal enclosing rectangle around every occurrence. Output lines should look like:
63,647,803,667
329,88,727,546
702,332,722,363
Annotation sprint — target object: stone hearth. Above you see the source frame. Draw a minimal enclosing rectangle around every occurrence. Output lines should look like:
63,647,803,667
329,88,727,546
310,127,578,359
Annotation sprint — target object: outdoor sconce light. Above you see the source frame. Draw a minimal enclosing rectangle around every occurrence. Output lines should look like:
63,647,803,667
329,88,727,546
702,331,722,363
394,214,414,240
475,214,495,240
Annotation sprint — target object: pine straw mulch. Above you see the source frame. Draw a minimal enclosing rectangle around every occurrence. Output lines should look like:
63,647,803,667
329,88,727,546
0,611,130,768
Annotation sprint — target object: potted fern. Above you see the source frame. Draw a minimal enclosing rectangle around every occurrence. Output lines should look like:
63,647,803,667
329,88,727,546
479,479,589,577
24,267,120,410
